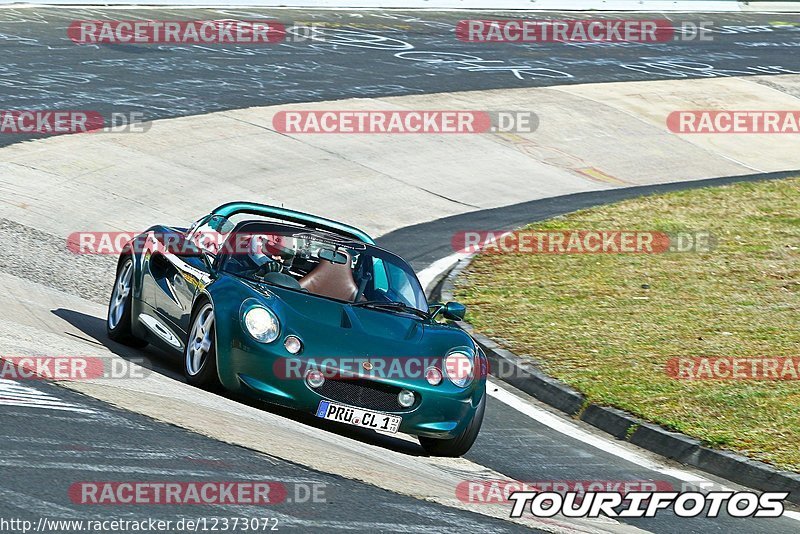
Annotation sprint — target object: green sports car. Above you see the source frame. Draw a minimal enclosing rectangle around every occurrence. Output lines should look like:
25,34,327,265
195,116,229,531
107,202,487,456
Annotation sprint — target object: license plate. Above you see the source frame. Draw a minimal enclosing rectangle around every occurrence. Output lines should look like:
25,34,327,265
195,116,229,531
315,401,401,434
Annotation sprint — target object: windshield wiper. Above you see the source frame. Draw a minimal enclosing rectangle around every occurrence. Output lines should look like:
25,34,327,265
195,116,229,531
352,300,430,319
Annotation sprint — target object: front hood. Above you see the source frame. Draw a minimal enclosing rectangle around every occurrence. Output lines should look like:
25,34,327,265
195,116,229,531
243,280,473,361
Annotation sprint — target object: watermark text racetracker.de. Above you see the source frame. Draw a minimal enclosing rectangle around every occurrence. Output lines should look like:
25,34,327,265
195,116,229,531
68,481,326,505
667,357,800,380
272,355,486,383
452,230,715,254
456,19,714,43
458,479,674,504
0,111,149,135
69,20,286,44
272,110,538,134
0,356,150,381
668,110,800,134
68,19,361,45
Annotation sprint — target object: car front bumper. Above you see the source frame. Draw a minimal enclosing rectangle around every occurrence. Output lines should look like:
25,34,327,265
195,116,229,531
219,342,485,439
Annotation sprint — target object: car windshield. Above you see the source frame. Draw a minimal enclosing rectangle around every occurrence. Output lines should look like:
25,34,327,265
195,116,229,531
213,222,428,314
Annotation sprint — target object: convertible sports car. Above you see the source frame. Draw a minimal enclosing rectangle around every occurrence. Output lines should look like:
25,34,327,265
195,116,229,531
107,202,487,456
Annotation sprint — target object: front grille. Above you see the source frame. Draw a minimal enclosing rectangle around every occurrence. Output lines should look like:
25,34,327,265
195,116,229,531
315,378,413,412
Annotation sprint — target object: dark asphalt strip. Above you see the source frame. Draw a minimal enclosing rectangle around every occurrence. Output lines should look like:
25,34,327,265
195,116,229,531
1,9,799,148
377,169,800,270
0,377,531,534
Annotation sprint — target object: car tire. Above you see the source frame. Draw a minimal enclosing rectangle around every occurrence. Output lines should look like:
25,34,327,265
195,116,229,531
107,257,147,348
184,300,222,390
418,393,486,457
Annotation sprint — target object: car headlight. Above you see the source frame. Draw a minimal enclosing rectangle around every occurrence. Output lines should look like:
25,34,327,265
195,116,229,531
243,306,280,343
444,350,473,388
425,366,443,386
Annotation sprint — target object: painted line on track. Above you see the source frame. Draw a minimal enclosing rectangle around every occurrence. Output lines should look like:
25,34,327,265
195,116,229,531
0,379,96,414
487,379,800,522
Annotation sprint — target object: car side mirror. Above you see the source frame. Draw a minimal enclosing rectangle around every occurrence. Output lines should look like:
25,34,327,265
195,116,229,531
431,301,466,321
442,301,466,321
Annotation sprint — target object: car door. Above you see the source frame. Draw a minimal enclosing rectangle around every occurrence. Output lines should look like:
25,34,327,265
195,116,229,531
151,245,214,339
136,226,213,349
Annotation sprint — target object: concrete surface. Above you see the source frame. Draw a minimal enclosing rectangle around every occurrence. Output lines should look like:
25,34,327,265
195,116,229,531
1,75,798,241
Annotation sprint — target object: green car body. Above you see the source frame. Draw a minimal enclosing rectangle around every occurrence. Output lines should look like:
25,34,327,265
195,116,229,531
107,202,487,456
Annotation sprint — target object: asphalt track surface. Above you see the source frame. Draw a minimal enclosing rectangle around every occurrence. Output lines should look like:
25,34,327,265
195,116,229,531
1,7,800,534
2,8,800,147
0,377,528,533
